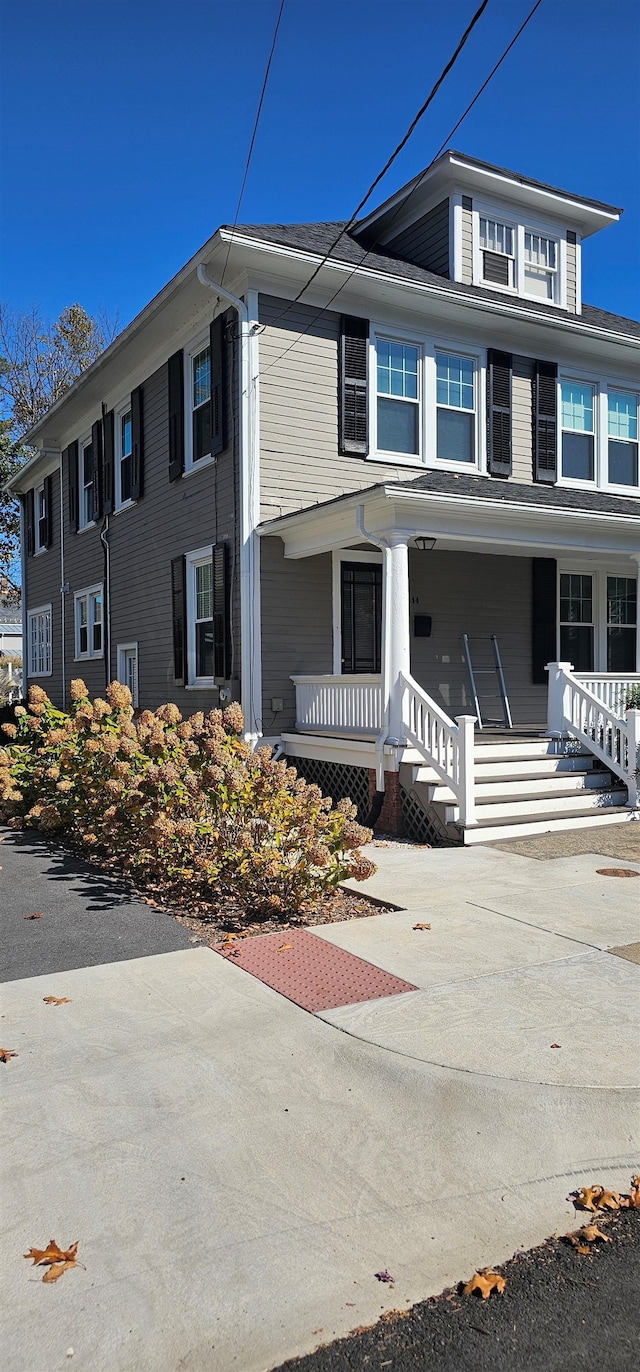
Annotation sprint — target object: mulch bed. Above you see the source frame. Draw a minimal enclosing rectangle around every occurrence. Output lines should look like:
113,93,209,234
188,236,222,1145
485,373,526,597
163,885,400,944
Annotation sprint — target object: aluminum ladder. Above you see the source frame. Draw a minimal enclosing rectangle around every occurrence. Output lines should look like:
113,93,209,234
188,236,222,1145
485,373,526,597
462,633,513,730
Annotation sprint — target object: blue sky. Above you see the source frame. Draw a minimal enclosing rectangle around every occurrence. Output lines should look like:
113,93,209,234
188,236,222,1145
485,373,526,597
1,0,639,331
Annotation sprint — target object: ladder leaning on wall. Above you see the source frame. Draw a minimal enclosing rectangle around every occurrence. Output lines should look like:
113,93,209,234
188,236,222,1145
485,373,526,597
462,634,513,730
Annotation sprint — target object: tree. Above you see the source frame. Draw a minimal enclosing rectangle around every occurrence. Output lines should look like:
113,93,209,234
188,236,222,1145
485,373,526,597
0,303,119,599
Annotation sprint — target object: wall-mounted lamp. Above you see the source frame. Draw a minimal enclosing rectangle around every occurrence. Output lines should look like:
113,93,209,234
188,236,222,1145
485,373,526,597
413,536,436,552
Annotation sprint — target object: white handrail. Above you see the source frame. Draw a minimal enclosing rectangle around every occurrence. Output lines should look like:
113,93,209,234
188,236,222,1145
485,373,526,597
548,663,639,807
400,671,476,825
575,674,640,718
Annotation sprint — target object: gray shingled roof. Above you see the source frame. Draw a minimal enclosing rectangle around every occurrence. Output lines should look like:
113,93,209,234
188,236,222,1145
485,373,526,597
234,220,640,338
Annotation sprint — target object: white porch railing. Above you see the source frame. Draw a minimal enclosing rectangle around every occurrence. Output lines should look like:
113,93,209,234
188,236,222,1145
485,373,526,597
548,663,640,807
575,674,640,718
292,674,383,734
400,672,476,825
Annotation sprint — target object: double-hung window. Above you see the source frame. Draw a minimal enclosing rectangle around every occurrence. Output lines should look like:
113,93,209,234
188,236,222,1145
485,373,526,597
436,352,475,464
27,605,52,676
479,216,515,287
190,345,212,466
559,573,594,672
79,439,94,528
524,231,557,300
607,577,637,672
608,391,638,488
75,586,103,659
117,642,139,706
116,408,133,508
186,550,214,684
561,381,595,481
376,340,420,455
34,484,47,552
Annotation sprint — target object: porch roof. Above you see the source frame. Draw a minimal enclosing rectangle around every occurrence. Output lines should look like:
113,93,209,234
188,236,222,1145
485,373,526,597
258,471,640,561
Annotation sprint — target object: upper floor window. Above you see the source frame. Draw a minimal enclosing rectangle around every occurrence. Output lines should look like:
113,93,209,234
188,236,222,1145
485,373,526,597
436,352,475,464
479,216,515,287
608,390,638,488
28,605,52,676
34,484,47,553
524,231,557,300
79,439,94,529
116,408,133,508
191,345,212,465
561,381,594,482
376,340,420,455
75,585,103,659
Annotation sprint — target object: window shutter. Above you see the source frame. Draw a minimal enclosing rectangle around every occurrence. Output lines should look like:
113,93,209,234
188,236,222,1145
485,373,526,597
102,410,115,514
42,473,53,548
532,558,557,685
130,385,144,499
533,360,558,483
66,440,79,532
171,555,186,685
168,350,185,481
26,488,35,557
91,418,104,519
210,314,228,456
487,349,512,476
213,541,230,680
339,315,369,455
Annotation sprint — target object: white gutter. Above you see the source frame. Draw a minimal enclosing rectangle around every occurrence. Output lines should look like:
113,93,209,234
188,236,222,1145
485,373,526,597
196,265,262,744
355,506,390,794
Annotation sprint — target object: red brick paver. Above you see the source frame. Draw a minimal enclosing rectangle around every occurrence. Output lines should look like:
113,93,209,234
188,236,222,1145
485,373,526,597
211,927,418,1012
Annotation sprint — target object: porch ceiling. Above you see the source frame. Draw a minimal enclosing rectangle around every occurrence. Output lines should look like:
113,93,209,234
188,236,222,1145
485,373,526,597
258,475,640,563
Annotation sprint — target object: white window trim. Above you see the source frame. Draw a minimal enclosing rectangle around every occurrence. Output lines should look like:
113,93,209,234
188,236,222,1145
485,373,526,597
428,340,484,474
186,545,214,687
556,372,600,489
471,200,565,308
78,434,95,532
117,641,139,707
331,549,382,674
114,401,136,513
371,332,423,464
184,332,215,475
604,385,640,497
74,583,104,661
369,328,485,473
34,483,46,554
557,562,638,672
27,603,52,677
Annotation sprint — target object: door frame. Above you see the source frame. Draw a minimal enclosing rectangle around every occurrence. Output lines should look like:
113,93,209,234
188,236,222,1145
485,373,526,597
332,549,383,674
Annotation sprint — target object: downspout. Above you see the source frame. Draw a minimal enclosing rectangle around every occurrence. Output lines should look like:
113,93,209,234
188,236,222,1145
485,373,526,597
59,454,66,708
19,498,27,700
100,516,111,692
355,505,391,824
196,264,261,744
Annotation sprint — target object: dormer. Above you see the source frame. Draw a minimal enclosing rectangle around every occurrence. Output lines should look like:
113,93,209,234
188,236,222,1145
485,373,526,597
355,150,622,316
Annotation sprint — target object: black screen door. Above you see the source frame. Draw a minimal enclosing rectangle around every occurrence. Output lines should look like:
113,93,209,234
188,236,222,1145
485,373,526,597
341,561,382,673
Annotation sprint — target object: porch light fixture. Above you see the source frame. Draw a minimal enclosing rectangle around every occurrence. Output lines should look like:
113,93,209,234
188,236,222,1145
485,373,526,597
414,536,436,551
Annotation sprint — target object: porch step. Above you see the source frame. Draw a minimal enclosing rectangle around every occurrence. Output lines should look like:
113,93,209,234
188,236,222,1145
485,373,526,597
412,753,604,786
427,771,615,805
460,809,636,845
444,788,628,825
469,738,587,761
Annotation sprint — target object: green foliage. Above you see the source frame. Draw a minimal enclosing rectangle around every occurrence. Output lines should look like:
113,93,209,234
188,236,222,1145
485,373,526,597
624,685,640,711
0,683,375,917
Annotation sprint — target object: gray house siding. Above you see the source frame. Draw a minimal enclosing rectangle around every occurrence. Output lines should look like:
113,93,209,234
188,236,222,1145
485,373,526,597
386,198,449,276
24,468,63,703
260,537,332,734
566,239,577,313
460,205,473,284
511,354,535,483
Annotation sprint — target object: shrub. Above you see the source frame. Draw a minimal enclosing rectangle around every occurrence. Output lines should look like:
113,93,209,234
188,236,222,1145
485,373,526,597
624,685,640,712
0,682,375,916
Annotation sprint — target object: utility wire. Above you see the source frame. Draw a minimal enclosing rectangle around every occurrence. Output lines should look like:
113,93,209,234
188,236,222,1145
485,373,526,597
259,0,543,379
220,0,286,290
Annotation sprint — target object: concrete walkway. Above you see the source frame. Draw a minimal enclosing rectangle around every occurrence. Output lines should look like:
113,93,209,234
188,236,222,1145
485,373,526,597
1,832,638,1372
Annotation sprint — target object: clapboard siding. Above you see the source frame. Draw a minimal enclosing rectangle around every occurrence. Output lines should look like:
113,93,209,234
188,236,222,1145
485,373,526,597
566,239,577,313
511,354,535,483
386,198,450,276
24,468,63,702
260,537,333,734
259,295,415,517
460,205,473,284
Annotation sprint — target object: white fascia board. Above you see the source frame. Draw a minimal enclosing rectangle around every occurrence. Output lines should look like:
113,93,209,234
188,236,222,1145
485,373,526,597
445,156,620,236
7,447,61,495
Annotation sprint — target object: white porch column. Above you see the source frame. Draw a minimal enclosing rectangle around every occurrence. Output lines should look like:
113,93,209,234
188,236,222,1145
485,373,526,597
546,661,573,735
386,535,411,744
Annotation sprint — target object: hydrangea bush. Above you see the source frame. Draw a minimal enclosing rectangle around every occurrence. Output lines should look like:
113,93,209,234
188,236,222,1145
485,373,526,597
0,682,375,916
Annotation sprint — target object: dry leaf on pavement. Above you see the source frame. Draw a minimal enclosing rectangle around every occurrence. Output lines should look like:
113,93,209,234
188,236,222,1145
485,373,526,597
24,912,44,920
462,1268,506,1299
566,1225,611,1252
0,1047,18,1063
413,923,431,931
550,1043,561,1048
24,1240,79,1281
43,996,71,1006
42,1260,78,1283
374,1270,395,1284
277,943,293,952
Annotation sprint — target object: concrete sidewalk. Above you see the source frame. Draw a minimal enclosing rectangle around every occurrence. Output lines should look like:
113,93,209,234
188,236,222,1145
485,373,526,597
1,834,638,1372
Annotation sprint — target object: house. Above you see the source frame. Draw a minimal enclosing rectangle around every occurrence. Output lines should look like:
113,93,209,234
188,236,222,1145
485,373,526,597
9,150,640,843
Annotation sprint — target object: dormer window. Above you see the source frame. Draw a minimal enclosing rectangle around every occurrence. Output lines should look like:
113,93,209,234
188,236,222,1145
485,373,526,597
524,231,557,300
479,217,515,287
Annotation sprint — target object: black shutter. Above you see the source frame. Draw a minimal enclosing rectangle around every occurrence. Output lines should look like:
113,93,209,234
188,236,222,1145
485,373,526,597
533,360,558,483
102,410,115,514
130,385,144,499
168,350,185,481
91,418,104,519
532,558,557,685
487,349,512,476
171,556,186,685
339,315,369,455
210,314,228,456
42,474,53,548
213,541,230,679
66,440,79,532
26,488,35,557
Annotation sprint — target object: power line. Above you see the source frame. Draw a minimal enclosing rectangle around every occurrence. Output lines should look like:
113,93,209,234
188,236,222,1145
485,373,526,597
220,0,286,290
259,0,544,380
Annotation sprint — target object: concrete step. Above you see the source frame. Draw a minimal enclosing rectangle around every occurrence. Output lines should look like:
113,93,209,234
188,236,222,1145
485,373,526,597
426,771,615,805
460,808,635,844
444,788,628,825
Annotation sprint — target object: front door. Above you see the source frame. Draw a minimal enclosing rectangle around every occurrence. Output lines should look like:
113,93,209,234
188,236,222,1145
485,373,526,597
341,561,382,673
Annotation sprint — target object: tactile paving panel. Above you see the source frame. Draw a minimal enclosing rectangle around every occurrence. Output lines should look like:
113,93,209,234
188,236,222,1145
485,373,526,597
211,927,418,1012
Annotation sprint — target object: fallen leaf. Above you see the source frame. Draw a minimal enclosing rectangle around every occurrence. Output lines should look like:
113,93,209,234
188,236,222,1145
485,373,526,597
566,1225,611,1249
277,943,293,952
598,1190,622,1211
462,1268,506,1299
570,1185,604,1212
413,923,431,931
550,1043,561,1049
24,912,44,920
575,1245,591,1256
374,1270,395,1284
42,1260,77,1283
0,1047,18,1063
625,1176,640,1209
43,996,71,1006
24,1240,79,1267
